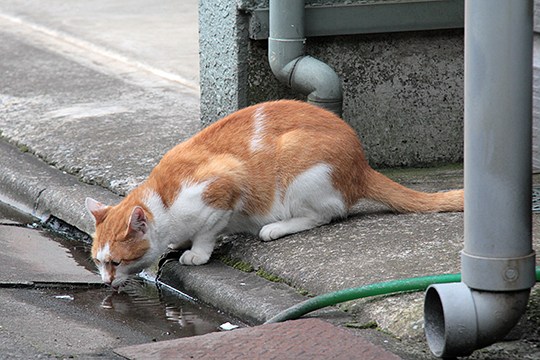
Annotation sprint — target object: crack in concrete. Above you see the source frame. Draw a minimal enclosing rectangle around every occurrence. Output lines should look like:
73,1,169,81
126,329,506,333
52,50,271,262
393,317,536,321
33,187,46,214
0,223,34,227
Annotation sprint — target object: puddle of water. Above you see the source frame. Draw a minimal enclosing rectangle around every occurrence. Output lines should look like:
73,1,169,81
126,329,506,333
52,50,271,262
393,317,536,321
0,200,238,341
40,279,231,342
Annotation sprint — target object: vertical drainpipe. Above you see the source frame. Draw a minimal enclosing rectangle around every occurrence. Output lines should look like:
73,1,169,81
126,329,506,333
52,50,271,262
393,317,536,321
268,0,343,116
423,0,536,357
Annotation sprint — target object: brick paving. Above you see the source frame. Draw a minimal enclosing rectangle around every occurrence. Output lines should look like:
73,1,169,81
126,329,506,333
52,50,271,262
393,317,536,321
115,318,402,360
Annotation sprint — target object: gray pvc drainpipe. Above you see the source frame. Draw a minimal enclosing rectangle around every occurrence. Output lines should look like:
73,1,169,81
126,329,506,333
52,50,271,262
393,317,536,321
424,0,536,357
268,0,343,116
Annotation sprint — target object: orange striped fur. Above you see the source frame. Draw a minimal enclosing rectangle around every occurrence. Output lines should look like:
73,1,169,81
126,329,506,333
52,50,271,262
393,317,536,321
86,100,463,288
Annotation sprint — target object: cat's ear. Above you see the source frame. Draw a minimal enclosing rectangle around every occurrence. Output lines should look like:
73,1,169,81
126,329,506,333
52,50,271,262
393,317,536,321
85,197,109,224
127,206,147,237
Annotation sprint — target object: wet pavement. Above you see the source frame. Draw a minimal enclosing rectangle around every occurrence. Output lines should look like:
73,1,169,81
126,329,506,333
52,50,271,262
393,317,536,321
0,223,99,286
0,201,233,359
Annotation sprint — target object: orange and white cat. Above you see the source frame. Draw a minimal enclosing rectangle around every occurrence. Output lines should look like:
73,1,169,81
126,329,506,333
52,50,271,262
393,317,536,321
86,100,463,288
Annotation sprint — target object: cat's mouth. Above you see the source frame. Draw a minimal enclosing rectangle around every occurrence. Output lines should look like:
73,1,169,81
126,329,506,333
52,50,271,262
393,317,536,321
109,272,142,292
110,278,128,291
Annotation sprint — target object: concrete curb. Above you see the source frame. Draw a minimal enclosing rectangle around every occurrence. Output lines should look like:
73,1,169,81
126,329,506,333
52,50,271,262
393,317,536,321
158,260,309,325
0,140,118,234
0,139,314,325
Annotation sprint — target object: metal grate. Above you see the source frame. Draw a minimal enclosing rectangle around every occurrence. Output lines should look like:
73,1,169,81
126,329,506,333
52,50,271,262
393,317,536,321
533,186,540,213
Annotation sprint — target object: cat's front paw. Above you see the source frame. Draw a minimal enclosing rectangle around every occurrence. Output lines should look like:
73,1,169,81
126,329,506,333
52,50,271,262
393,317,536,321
179,250,210,266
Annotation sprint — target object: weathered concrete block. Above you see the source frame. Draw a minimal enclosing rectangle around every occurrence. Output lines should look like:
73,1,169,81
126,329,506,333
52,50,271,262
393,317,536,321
199,0,250,126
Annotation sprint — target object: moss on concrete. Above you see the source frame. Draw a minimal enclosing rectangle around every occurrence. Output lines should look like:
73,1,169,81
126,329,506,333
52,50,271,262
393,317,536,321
376,163,464,192
219,256,254,273
378,163,463,179
18,144,29,153
345,320,378,330
256,268,284,283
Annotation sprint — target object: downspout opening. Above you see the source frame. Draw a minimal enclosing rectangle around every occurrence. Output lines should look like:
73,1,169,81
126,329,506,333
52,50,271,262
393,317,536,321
424,282,478,357
424,287,445,356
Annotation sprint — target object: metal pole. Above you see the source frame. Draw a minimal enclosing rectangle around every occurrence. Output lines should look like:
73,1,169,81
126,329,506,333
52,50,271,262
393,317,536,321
462,0,535,291
424,0,536,357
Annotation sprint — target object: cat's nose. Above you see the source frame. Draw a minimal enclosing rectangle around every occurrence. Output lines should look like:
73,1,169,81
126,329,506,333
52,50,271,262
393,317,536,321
101,272,114,285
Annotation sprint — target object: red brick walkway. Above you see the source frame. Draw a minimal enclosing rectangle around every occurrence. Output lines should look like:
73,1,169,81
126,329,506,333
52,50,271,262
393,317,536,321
115,318,402,360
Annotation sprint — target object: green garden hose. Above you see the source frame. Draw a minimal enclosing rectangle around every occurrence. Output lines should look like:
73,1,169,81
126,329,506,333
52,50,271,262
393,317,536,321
265,267,540,324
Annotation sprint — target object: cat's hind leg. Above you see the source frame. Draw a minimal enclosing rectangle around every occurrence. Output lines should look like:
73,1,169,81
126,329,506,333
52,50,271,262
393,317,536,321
258,163,347,241
259,216,329,241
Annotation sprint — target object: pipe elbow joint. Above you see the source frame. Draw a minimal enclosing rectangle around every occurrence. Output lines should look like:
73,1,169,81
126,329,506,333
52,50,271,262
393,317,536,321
424,282,530,358
268,45,343,116
289,56,343,116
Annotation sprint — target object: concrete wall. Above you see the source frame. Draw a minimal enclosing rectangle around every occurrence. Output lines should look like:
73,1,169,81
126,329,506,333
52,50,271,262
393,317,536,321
198,1,250,123
199,0,464,167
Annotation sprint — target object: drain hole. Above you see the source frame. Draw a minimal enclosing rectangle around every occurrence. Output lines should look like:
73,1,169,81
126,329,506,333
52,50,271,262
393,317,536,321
533,186,540,213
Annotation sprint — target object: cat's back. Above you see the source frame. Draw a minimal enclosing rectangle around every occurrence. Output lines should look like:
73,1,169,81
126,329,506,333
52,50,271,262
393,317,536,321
149,100,366,214
192,100,357,153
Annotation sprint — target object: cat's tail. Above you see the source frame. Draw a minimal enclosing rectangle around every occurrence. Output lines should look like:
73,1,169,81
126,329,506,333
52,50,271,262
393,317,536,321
363,168,464,213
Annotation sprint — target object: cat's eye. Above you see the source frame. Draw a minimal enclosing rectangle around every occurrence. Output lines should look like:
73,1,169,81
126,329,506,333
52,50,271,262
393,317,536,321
110,260,121,267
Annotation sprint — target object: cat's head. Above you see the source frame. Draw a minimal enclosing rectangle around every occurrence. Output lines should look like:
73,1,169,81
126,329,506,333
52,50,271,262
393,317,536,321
85,197,157,289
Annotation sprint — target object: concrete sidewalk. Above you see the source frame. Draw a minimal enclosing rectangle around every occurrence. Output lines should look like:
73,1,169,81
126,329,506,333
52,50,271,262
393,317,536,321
0,1,538,359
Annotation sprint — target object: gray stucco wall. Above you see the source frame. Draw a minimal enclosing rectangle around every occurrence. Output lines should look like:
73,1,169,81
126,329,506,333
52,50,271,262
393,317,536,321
198,1,250,123
200,0,463,167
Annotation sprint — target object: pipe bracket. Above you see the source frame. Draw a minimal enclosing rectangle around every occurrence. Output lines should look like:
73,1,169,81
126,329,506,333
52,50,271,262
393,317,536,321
461,251,536,291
